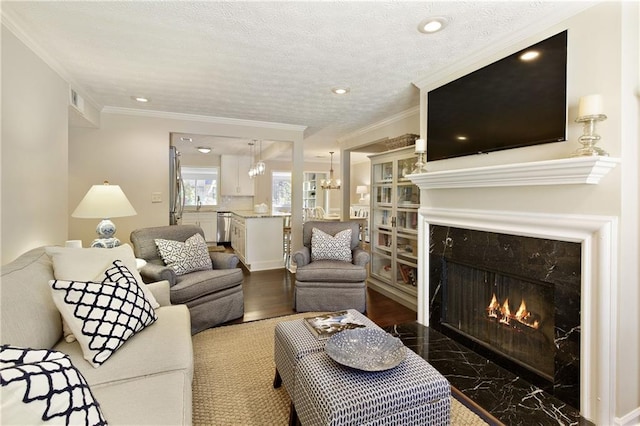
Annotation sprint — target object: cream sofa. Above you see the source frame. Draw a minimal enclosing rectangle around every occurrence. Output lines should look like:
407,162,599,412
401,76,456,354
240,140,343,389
0,247,193,425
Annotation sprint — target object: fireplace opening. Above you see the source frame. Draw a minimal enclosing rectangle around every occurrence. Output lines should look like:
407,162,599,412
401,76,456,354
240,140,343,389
428,225,581,409
441,260,555,382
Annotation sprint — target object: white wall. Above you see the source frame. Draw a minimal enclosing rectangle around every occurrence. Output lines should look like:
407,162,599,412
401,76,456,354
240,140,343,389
69,112,304,248
1,26,69,264
413,3,639,422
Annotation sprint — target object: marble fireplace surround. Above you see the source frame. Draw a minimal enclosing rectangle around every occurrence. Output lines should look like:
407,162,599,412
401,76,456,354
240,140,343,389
414,207,617,424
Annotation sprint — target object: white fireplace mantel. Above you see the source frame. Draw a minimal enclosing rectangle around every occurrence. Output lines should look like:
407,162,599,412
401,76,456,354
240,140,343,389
407,156,620,189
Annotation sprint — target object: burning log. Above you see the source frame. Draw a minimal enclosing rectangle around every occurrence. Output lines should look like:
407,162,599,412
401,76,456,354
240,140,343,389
486,293,541,330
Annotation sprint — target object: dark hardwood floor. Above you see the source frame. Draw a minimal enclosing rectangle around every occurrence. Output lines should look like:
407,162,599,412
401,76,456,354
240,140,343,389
227,264,417,328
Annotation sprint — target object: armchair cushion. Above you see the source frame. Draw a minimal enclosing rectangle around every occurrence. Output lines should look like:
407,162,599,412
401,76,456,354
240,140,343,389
294,260,368,283
311,228,352,262
155,233,212,275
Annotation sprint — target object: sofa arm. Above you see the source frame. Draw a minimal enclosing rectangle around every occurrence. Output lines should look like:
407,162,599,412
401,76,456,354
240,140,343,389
140,263,177,286
210,252,239,269
146,280,172,306
292,246,311,267
353,247,370,267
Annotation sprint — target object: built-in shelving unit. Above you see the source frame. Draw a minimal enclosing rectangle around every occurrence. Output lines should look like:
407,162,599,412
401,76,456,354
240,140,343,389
368,146,420,311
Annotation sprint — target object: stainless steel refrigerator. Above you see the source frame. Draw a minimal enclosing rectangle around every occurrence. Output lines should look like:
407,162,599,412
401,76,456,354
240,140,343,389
169,146,184,225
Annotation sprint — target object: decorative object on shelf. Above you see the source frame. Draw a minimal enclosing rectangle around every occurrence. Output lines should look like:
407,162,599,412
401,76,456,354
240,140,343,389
72,181,137,248
320,151,341,190
356,185,368,203
572,94,609,157
412,138,428,173
384,133,419,150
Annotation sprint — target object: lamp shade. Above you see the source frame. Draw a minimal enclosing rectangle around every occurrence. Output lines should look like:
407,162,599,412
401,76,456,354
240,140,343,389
356,185,368,195
72,181,137,219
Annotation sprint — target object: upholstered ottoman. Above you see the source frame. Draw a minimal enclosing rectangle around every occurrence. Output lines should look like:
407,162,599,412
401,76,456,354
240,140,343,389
273,310,377,394
294,350,451,426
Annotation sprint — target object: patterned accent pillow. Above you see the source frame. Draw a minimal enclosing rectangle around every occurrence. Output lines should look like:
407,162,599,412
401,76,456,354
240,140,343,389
0,345,107,425
61,260,158,344
49,278,158,368
155,233,213,275
311,227,352,262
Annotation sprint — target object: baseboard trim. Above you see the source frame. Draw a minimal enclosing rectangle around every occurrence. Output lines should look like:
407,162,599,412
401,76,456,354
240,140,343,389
615,406,640,426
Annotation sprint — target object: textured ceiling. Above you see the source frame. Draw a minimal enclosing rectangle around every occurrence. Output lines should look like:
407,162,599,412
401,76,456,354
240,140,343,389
2,1,592,161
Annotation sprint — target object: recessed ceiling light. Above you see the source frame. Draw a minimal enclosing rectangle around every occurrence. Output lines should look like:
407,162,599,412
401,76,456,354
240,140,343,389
331,87,350,95
456,136,468,141
197,147,212,154
418,17,448,34
180,137,193,142
131,96,150,103
520,50,540,61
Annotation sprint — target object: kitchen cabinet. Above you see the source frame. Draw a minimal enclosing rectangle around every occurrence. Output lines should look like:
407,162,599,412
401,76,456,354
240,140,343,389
180,212,217,243
231,212,285,271
367,146,419,311
221,155,255,196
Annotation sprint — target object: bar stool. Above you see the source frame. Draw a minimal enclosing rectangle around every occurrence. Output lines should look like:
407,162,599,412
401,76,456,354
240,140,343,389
283,216,292,269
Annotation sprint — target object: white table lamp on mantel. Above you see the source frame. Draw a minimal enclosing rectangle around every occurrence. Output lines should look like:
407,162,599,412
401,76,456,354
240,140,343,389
72,181,137,248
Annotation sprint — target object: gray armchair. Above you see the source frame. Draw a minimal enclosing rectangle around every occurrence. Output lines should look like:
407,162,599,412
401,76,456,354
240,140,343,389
130,225,244,334
292,221,370,313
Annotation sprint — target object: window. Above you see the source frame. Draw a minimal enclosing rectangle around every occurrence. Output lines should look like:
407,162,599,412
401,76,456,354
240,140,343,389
182,167,219,206
272,171,291,214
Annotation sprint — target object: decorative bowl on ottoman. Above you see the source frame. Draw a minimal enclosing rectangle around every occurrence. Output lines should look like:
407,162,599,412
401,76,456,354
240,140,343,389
325,328,406,371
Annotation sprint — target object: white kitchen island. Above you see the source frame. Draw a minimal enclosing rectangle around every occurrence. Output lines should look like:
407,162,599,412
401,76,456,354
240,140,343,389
230,211,287,272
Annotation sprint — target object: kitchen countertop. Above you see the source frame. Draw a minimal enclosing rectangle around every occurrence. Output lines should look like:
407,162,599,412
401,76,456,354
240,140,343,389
231,210,290,219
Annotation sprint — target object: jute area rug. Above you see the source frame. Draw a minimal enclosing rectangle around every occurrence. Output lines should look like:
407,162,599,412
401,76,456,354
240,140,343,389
192,313,489,425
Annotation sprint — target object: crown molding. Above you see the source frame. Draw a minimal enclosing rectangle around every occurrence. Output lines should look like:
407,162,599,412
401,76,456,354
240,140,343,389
338,105,420,144
101,107,308,132
2,10,103,111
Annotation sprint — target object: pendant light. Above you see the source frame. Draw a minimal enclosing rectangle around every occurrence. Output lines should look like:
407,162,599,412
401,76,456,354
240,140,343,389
255,140,266,175
248,141,256,179
320,151,341,190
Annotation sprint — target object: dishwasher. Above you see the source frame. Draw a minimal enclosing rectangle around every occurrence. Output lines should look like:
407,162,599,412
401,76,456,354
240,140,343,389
216,212,232,244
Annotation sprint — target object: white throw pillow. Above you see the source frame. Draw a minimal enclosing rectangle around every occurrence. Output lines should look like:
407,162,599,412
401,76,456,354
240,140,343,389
49,278,157,368
46,244,159,309
0,345,107,424
311,227,352,262
155,233,213,275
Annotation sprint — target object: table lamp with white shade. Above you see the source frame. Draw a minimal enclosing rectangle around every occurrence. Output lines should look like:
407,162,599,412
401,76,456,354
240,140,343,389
72,181,137,248
356,185,368,203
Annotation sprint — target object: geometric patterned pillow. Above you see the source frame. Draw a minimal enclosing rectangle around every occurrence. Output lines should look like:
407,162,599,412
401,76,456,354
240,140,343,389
61,260,160,344
311,227,352,262
49,278,157,368
154,233,213,276
0,345,107,425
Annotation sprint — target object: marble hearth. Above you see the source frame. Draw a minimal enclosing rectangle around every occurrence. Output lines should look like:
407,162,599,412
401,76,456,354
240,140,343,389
412,207,617,425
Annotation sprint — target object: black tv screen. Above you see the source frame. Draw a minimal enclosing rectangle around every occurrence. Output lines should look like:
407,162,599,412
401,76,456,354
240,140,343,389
427,31,567,162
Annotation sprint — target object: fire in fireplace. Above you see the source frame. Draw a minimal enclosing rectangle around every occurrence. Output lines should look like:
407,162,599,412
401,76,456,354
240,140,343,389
429,225,581,409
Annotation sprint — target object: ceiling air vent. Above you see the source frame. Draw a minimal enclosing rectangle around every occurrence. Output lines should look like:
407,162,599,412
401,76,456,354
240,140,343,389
69,87,85,113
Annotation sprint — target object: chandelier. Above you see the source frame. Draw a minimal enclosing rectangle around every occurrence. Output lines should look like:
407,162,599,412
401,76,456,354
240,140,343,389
320,151,341,190
248,140,266,179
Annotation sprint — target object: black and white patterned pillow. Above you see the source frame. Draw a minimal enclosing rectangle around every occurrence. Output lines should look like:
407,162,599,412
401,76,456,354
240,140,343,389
0,345,107,425
155,233,213,275
49,277,157,368
62,260,159,344
311,227,352,262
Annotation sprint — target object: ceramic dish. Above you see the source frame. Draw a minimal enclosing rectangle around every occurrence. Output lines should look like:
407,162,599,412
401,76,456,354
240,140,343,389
325,328,406,371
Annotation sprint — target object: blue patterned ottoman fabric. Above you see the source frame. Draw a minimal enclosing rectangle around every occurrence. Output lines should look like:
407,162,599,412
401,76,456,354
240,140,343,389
294,350,451,426
274,310,378,396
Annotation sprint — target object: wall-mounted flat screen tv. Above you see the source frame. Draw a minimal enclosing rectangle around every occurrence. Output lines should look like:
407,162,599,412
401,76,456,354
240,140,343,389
427,31,567,162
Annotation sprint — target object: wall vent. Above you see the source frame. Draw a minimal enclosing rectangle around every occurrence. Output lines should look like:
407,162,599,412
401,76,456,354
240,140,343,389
69,87,85,113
